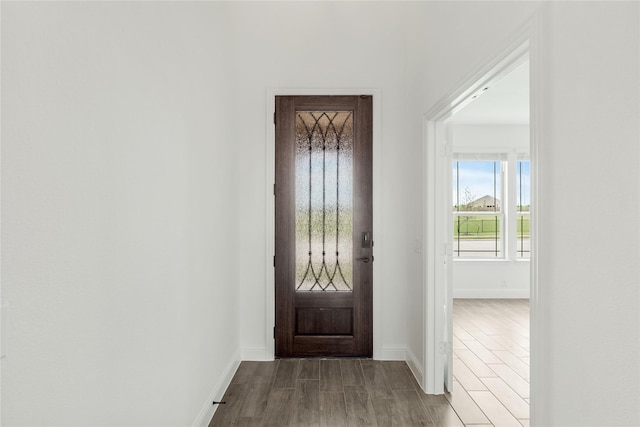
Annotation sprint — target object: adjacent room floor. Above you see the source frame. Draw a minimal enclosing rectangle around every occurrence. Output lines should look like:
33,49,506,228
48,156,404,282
209,299,529,426
450,298,530,426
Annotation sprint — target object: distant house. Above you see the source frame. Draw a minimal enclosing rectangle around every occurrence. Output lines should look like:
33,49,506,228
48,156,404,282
470,195,501,211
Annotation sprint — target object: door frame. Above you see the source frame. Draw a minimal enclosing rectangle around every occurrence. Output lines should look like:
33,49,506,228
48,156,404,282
265,88,382,360
421,12,542,403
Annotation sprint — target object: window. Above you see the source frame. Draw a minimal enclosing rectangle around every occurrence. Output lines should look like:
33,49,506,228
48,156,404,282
453,160,504,258
453,155,530,260
517,160,530,259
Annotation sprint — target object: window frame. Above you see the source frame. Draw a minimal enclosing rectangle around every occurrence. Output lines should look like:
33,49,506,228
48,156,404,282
452,156,506,259
515,157,531,260
452,152,530,262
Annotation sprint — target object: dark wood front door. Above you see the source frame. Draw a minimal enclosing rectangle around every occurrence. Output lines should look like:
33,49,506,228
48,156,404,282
275,95,373,358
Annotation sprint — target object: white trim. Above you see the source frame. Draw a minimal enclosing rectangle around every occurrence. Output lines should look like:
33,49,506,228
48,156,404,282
422,118,446,394
422,18,539,396
192,351,241,427
506,151,518,260
240,346,269,361
527,5,546,424
453,211,505,217
264,89,276,362
0,3,3,421
453,289,530,299
453,258,529,263
426,37,530,123
406,348,425,391
0,303,7,359
453,150,510,159
265,88,383,360
377,346,406,361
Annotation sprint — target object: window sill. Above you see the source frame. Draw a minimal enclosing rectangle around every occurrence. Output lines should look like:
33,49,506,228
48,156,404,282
453,258,530,263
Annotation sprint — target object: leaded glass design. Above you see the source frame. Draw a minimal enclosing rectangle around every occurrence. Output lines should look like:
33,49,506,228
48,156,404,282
295,111,353,291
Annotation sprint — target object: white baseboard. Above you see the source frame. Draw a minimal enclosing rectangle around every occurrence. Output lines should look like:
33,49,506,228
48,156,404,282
376,346,406,361
192,351,241,427
406,349,425,392
242,345,409,361
453,288,530,299
241,346,273,361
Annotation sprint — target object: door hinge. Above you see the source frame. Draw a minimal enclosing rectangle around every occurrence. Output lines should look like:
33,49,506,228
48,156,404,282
273,112,276,125
273,255,275,267
273,183,275,196
273,326,276,339
441,143,451,158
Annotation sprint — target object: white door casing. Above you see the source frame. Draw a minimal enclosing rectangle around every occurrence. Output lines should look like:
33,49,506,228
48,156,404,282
422,19,538,395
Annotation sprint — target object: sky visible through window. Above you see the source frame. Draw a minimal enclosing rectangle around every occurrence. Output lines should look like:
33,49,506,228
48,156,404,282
453,161,500,209
517,160,531,208
453,160,530,207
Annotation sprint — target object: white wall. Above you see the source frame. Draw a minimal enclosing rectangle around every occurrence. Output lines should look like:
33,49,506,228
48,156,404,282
535,2,639,425
412,1,639,425
451,124,530,298
228,2,420,361
452,124,529,153
453,261,529,299
0,4,3,422
2,3,240,425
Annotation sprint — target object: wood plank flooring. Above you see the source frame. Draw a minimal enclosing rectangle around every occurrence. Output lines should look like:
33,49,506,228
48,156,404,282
209,299,529,426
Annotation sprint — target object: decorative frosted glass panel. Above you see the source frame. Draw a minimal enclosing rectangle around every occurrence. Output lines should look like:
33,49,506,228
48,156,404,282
295,111,353,291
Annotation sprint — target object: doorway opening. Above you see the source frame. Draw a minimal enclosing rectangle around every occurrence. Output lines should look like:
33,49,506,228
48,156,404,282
422,29,539,422
446,60,531,424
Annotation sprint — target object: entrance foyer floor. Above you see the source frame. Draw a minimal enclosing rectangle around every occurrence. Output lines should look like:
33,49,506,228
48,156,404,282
209,299,529,426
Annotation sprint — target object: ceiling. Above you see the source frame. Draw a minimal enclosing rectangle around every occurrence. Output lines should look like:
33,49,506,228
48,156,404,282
449,61,529,125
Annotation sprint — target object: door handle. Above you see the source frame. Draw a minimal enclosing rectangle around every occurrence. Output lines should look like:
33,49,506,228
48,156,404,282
356,256,370,263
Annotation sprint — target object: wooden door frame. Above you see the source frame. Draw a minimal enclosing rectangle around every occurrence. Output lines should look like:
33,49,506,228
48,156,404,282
420,12,542,405
264,88,382,361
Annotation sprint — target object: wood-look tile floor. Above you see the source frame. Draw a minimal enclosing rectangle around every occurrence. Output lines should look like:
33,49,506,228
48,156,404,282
209,299,529,426
450,299,530,427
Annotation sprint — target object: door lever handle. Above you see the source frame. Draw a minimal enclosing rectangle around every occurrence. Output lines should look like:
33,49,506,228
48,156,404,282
356,256,370,263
